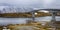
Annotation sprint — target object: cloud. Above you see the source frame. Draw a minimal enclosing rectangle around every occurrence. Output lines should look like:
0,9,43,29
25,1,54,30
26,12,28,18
0,0,60,9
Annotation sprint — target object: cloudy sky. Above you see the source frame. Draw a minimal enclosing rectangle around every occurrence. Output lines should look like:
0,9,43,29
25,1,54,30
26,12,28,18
0,0,60,9
0,0,59,13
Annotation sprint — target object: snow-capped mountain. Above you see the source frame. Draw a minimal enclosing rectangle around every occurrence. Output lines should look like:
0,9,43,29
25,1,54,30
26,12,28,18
0,3,34,13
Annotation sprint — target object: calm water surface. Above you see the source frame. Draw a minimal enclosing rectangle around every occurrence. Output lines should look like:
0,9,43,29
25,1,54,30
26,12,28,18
0,16,60,25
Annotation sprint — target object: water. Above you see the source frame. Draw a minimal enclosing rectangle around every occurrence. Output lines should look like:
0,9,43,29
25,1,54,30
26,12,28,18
0,16,60,26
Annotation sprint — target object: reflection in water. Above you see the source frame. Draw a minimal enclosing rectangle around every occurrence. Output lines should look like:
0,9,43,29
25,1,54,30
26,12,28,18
0,16,60,26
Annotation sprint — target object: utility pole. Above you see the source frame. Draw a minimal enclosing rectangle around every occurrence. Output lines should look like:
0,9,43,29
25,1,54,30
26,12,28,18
51,11,57,30
51,11,56,22
26,11,35,24
31,11,35,22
